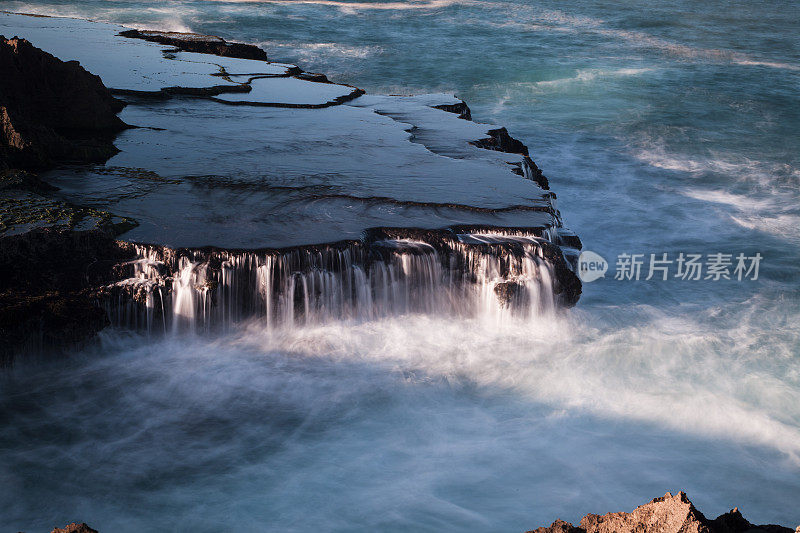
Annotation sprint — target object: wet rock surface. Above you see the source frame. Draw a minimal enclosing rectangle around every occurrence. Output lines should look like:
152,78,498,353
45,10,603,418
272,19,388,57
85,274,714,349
0,12,582,360
0,36,126,171
527,492,795,533
434,100,473,120
470,126,530,156
118,28,269,61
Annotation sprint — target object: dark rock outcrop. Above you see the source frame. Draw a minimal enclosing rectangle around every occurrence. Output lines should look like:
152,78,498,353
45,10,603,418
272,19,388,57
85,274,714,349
118,29,268,61
471,126,529,156
0,36,127,171
527,492,795,533
433,100,472,120
295,71,333,84
469,127,551,190
512,155,550,190
0,227,135,365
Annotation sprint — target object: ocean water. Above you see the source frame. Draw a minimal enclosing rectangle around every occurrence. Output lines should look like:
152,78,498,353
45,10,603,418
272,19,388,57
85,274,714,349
1,0,799,531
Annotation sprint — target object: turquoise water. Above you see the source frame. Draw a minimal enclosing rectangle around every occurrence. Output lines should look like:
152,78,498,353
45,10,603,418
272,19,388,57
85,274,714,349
1,1,799,531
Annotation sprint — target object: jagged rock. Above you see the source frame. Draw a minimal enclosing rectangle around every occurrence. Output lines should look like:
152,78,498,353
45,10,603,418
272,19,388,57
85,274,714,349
470,126,529,156
433,100,473,120
51,523,98,533
118,29,268,61
578,492,709,533
470,127,551,190
0,36,126,170
710,507,795,533
532,519,583,533
526,492,795,533
515,155,550,190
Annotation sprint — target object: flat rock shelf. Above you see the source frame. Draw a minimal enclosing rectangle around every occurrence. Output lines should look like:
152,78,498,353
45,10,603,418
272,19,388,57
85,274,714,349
0,11,582,351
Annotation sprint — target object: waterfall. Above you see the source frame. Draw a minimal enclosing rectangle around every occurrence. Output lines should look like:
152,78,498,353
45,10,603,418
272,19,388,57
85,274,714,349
104,229,579,333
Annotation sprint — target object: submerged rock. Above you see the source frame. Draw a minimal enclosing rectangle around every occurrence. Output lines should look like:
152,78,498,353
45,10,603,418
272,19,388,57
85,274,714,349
0,36,126,171
526,492,795,533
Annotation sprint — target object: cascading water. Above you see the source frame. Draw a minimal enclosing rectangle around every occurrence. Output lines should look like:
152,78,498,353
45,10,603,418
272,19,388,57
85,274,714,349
105,230,572,334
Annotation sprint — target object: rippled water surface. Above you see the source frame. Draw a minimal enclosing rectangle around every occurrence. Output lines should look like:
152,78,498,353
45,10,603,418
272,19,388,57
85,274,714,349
0,0,798,531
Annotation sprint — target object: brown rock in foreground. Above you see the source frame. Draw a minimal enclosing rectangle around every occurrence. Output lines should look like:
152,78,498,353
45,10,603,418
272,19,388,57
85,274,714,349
527,492,795,533
51,523,98,533
118,28,268,61
0,36,126,171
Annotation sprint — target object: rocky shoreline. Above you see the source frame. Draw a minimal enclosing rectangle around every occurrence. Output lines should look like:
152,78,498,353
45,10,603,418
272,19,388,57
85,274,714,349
0,12,582,362
117,28,269,61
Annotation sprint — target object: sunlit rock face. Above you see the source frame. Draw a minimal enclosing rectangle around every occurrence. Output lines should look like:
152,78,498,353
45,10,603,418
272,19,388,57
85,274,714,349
526,492,796,533
0,12,581,350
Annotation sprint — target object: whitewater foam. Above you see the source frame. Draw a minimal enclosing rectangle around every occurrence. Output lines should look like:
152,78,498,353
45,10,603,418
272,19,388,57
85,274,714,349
258,39,382,60
480,4,799,71
4,296,800,530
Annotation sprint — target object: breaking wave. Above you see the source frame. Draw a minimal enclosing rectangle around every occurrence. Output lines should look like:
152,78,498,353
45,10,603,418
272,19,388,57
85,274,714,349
257,39,383,60
521,67,654,91
480,5,799,71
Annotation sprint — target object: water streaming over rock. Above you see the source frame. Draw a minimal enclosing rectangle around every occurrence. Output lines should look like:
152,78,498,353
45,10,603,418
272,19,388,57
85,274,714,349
105,229,576,333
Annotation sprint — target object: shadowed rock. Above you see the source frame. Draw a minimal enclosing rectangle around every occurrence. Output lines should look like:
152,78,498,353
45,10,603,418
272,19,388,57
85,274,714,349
0,36,126,171
469,127,550,189
527,492,795,533
433,100,473,120
0,227,135,365
470,126,529,156
118,28,268,61
511,155,550,190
